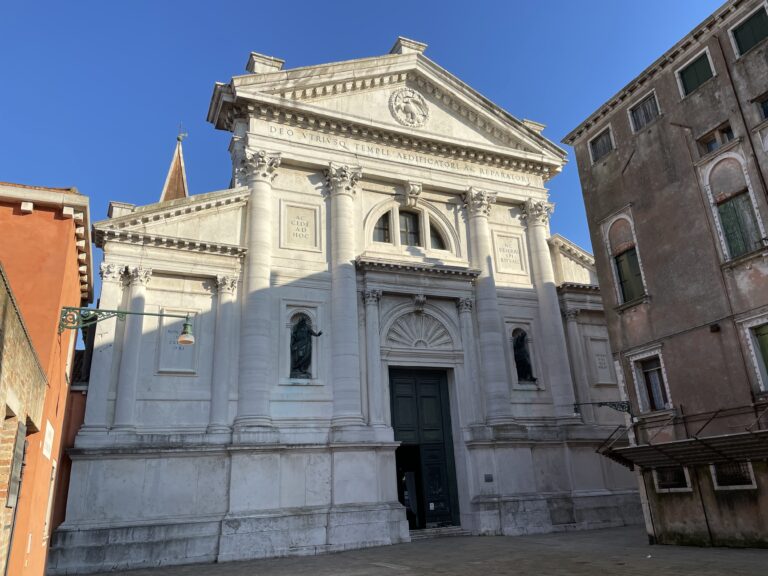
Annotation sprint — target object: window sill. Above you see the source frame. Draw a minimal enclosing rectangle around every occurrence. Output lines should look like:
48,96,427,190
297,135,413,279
734,35,768,61
614,294,651,314
721,246,768,270
631,113,664,136
590,147,616,166
635,406,676,422
694,137,742,166
680,73,718,100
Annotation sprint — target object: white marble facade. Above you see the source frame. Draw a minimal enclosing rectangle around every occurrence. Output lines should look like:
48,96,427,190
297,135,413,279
49,38,640,574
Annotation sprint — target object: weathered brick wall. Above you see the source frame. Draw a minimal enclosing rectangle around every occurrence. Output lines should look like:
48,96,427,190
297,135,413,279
0,266,48,573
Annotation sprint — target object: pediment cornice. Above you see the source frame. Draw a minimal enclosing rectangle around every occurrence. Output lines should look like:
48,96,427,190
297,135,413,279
209,55,566,180
94,187,249,254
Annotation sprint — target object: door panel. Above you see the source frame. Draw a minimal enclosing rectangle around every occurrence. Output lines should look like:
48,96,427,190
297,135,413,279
390,369,458,528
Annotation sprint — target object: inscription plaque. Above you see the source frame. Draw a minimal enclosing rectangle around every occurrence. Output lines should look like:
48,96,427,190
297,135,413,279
284,204,318,250
494,233,525,274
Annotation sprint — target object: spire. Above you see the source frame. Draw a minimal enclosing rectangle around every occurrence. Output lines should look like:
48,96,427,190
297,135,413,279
159,133,189,203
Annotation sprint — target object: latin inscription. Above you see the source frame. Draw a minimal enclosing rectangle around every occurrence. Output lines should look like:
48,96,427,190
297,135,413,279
494,234,524,274
263,124,538,187
285,205,317,250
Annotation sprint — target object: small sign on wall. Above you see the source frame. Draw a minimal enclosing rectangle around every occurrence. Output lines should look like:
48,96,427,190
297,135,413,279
157,310,197,374
281,202,321,252
42,420,54,460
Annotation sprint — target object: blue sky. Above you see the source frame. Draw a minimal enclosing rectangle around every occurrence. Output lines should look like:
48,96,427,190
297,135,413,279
1,0,723,261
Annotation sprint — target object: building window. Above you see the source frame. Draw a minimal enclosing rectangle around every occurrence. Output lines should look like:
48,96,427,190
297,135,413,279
710,461,756,490
429,220,447,250
753,322,768,376
629,93,660,132
639,356,668,411
732,6,768,56
678,52,714,96
654,467,691,492
615,248,644,303
511,328,536,383
373,212,391,243
589,128,614,163
399,210,421,247
698,123,735,155
717,192,762,258
759,95,768,120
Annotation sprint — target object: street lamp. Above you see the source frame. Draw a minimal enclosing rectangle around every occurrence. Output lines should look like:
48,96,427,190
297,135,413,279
58,306,195,346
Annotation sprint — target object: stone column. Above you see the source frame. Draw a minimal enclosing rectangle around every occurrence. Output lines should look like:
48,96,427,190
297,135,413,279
112,266,151,430
522,199,576,417
80,262,124,435
463,188,511,425
363,289,385,427
235,149,281,436
209,275,238,434
564,309,595,423
327,163,365,428
457,298,483,426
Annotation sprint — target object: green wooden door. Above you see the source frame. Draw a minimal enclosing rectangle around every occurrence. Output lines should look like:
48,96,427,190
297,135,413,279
390,369,458,528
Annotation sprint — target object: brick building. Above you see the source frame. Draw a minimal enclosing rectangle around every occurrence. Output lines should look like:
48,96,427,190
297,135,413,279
0,182,92,574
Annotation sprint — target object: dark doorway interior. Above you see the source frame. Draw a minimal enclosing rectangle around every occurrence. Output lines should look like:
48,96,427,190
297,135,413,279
390,368,459,529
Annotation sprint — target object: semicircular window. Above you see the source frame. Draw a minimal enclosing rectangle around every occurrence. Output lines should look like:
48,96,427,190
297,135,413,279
373,212,392,243
430,220,447,250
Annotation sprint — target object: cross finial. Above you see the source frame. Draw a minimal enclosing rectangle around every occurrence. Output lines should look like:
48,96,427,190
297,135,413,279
177,122,188,142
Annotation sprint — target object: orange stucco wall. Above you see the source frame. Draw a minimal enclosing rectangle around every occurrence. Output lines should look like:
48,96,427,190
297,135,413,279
0,200,83,576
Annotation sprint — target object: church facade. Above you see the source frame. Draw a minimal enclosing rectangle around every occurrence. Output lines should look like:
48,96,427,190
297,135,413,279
49,38,640,574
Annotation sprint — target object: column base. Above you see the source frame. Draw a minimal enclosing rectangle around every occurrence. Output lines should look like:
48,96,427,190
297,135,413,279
331,421,373,443
232,418,279,444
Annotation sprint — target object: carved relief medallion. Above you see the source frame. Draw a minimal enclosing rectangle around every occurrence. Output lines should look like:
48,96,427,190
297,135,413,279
389,88,429,128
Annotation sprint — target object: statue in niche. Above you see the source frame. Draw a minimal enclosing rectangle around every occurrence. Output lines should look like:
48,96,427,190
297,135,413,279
512,328,536,382
290,314,322,379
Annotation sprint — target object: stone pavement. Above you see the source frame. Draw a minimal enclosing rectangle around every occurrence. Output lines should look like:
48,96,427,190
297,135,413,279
95,526,767,576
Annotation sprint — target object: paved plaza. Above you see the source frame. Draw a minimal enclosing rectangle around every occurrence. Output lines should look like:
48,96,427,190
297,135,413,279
95,526,767,576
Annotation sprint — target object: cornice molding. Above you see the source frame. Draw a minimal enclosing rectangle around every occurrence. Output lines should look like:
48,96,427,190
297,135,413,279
356,256,480,279
548,234,595,265
234,101,557,180
94,228,247,257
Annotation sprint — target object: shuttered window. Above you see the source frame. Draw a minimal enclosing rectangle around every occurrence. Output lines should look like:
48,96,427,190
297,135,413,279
7,422,27,508
655,467,688,490
755,324,768,373
733,8,768,55
713,461,754,488
589,128,613,162
717,192,762,258
760,96,768,120
615,248,644,303
630,93,660,131
679,53,714,95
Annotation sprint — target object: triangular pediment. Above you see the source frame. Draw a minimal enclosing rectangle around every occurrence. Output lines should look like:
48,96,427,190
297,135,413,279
94,187,248,253
211,52,565,171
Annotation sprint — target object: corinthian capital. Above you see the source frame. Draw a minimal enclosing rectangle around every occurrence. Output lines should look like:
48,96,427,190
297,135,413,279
456,297,473,313
99,262,122,282
242,149,281,183
463,187,497,217
521,199,553,225
326,162,362,197
363,289,382,305
215,275,238,294
127,266,152,287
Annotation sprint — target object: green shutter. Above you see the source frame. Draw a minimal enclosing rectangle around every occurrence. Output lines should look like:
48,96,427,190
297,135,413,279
680,54,713,95
7,422,27,508
755,324,768,371
615,248,644,303
718,193,761,258
733,8,768,55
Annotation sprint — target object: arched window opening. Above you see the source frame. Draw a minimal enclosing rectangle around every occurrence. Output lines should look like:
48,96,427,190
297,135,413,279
709,158,762,259
373,212,392,243
429,220,447,250
512,328,536,382
608,219,644,303
399,211,421,247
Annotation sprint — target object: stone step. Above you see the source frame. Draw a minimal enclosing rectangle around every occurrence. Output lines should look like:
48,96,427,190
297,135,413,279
409,526,471,540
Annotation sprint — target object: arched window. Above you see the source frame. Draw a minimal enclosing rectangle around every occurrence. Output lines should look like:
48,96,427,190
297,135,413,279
429,219,447,250
373,212,391,243
709,158,762,259
399,211,421,247
608,218,644,303
512,328,536,382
